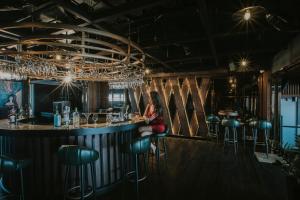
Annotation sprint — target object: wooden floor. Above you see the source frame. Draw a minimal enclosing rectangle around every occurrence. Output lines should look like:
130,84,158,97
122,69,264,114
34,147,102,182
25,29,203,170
101,137,288,200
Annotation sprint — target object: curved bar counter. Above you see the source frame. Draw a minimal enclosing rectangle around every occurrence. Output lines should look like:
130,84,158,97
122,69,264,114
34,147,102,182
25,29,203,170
0,118,144,199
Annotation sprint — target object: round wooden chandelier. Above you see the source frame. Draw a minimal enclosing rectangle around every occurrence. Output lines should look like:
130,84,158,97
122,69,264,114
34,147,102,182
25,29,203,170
0,22,146,84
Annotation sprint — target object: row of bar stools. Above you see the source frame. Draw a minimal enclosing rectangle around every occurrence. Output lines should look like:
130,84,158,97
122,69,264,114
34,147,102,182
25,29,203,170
222,119,240,154
152,127,169,172
0,156,30,200
123,136,151,200
206,115,221,143
58,145,99,200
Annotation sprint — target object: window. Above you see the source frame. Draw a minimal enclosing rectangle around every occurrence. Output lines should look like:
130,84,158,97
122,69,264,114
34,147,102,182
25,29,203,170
108,89,125,107
281,97,300,148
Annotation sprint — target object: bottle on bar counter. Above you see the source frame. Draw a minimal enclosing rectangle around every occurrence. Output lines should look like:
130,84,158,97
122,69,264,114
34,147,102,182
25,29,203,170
54,106,61,127
72,107,80,128
63,105,70,126
8,106,17,124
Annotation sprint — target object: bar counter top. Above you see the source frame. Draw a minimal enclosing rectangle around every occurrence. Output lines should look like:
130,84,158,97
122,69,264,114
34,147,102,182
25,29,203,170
0,117,144,136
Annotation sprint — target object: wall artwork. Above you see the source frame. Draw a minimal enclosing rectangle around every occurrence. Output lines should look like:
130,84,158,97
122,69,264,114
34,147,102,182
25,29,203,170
0,81,22,118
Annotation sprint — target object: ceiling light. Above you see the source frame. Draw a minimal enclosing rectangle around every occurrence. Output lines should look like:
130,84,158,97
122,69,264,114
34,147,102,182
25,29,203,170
145,68,150,74
244,10,251,21
55,54,62,60
260,69,265,73
240,59,248,67
63,74,72,83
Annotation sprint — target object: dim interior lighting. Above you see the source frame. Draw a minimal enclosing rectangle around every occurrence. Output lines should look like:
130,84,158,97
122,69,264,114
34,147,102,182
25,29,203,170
145,68,150,74
55,54,62,60
63,74,73,83
244,9,251,21
240,58,248,67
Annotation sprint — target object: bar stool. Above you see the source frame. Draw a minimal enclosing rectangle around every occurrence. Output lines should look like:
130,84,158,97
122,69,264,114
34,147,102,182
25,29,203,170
222,119,240,154
58,145,99,200
253,120,272,158
247,118,258,139
123,136,151,200
152,127,169,172
0,155,30,200
206,115,220,143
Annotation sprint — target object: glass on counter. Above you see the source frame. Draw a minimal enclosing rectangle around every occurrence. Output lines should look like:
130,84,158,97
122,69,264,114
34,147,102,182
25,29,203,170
106,113,113,125
92,113,98,124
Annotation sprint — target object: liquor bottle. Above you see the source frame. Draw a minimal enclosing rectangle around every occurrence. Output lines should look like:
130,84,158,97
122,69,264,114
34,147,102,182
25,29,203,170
28,104,33,118
63,106,70,126
72,107,80,128
54,107,61,127
8,106,17,124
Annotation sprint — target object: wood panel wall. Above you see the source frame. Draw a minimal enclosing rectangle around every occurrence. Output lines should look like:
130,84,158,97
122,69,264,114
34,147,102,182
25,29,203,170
87,82,109,112
258,71,271,120
129,75,211,137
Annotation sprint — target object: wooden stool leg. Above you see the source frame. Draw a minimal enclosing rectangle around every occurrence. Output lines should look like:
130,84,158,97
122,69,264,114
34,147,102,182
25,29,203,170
20,168,25,200
253,129,257,153
63,166,70,200
155,139,160,173
243,126,246,147
134,154,139,200
264,130,269,158
80,165,84,200
233,128,237,154
90,164,97,200
163,138,168,167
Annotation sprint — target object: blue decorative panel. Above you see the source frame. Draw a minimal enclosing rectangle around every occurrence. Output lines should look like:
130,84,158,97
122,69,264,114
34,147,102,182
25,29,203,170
0,81,22,118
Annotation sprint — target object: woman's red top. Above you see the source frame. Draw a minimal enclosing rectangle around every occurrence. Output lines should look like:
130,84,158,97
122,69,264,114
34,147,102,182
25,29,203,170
145,104,166,133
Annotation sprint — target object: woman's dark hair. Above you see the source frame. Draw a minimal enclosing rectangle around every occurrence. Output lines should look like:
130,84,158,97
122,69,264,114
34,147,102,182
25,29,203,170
150,91,163,116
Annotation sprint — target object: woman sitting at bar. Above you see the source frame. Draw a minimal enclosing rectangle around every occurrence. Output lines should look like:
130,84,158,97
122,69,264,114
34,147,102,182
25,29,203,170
139,91,166,152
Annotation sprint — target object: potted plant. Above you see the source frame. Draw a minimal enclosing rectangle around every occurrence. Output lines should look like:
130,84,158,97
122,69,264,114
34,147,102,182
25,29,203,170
281,135,300,200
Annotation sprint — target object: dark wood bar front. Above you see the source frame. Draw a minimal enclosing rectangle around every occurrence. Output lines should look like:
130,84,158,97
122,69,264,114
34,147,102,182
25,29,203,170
0,119,144,199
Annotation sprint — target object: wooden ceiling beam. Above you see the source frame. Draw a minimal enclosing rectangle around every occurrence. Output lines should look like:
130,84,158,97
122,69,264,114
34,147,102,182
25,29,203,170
54,0,105,30
15,1,56,23
91,0,165,24
196,0,219,67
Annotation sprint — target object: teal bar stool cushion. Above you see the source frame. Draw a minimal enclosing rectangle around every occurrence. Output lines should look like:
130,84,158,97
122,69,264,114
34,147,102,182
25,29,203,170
58,145,99,166
257,120,272,130
222,119,240,128
206,114,220,123
0,156,30,172
126,136,151,154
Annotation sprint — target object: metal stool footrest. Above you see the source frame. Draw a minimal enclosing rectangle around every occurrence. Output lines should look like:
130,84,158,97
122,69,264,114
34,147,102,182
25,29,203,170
126,171,148,183
66,185,94,200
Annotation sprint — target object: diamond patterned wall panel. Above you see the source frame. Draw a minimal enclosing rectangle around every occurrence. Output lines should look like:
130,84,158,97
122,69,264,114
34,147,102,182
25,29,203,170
129,75,210,136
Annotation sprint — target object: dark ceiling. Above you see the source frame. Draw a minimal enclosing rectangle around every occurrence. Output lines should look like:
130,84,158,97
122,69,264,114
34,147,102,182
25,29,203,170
0,0,299,72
